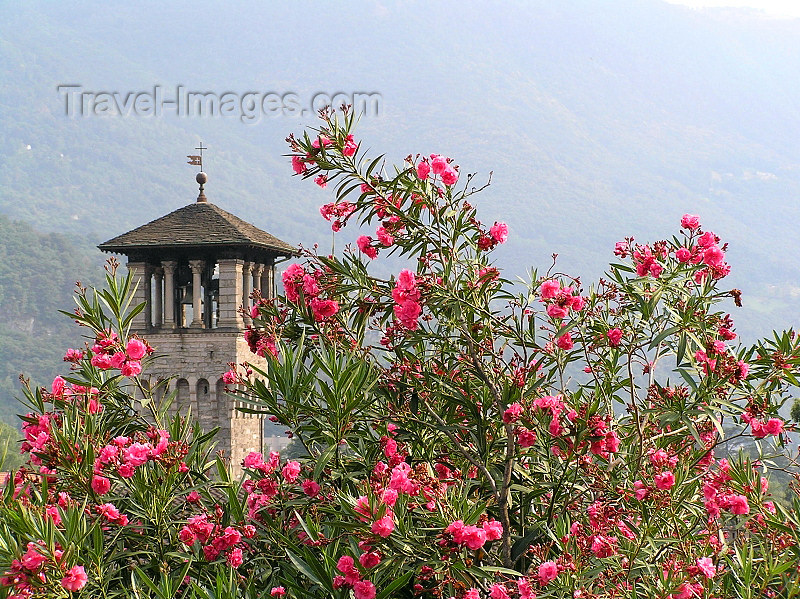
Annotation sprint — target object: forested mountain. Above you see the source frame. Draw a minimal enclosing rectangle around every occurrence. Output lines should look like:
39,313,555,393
0,0,799,422
0,216,98,424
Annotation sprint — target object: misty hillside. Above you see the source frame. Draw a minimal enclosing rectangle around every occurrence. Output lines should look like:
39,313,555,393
0,0,799,419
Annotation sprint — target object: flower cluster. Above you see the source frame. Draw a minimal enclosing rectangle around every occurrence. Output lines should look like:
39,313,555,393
281,262,339,322
0,541,88,597
179,512,253,567
88,332,152,377
392,269,422,330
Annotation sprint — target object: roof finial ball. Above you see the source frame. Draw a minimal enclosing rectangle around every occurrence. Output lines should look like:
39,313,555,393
196,171,208,203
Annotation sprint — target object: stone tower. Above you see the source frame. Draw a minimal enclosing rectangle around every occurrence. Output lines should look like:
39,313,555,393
98,171,295,471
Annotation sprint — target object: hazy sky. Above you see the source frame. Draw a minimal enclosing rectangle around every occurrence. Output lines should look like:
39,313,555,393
665,0,800,17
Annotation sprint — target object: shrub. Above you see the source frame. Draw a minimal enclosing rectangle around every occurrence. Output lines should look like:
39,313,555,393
1,109,798,598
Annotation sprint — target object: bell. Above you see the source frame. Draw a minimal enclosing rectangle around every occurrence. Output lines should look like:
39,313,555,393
179,285,194,304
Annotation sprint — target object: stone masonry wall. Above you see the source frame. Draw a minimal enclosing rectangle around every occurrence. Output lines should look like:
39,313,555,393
140,330,269,476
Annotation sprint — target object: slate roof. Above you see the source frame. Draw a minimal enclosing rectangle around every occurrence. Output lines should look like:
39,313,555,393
99,202,296,255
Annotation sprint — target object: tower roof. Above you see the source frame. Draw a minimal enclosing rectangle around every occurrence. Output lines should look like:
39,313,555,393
98,201,296,256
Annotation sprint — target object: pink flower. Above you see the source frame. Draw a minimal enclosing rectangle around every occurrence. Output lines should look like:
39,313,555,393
291,155,307,174
703,245,725,268
270,587,287,597
441,165,459,186
461,525,487,550
502,403,523,423
126,338,147,360
489,222,508,244
91,475,111,495
540,279,560,299
21,544,47,570
517,578,534,599
357,235,378,259
359,551,382,569
343,135,358,157
227,547,243,568
302,274,320,296
556,332,573,351
538,560,558,585
570,295,586,311
729,494,750,515
371,515,394,538
697,231,717,248
607,328,623,347
337,554,362,585
765,418,784,435
282,460,301,482
465,590,480,599
430,154,448,175
243,451,265,470
654,471,675,490
376,226,394,247
310,298,339,322
61,565,88,592
179,526,197,545
483,519,503,541
91,353,113,370
121,361,142,377
680,214,701,230
546,303,568,320
633,480,649,500
416,160,431,180
123,443,150,467
64,348,84,362
590,534,618,558
337,555,356,573
315,175,328,188
675,247,691,263
489,584,510,599
110,351,128,369
696,557,716,578
394,300,422,330
302,479,321,497
517,428,536,447
353,580,376,599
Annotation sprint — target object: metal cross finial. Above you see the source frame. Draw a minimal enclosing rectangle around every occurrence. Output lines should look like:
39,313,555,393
195,142,206,169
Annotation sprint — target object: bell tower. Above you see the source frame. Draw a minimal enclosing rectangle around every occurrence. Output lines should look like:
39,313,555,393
98,165,295,472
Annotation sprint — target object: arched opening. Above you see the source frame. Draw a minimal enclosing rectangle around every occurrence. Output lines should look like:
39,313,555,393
197,378,211,429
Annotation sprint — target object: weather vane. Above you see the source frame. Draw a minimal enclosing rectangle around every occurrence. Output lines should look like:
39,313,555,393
187,142,206,171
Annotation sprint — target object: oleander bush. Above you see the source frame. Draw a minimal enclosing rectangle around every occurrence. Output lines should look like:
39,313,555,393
1,109,799,598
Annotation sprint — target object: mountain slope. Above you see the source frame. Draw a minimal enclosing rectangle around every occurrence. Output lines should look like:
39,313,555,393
0,0,799,418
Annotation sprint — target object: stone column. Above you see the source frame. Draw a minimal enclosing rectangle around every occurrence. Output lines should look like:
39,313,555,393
242,261,253,327
126,262,152,331
267,262,275,299
152,267,164,328
266,262,276,299
189,259,205,328
252,263,264,296
161,261,177,329
259,264,268,299
217,259,244,329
